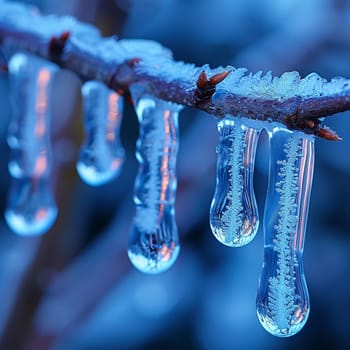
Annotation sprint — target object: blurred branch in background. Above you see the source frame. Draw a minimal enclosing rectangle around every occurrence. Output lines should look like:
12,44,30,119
0,0,349,349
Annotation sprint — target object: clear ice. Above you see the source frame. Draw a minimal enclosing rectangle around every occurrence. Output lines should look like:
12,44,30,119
6,53,58,236
77,80,125,186
210,116,261,247
128,85,183,274
256,127,314,337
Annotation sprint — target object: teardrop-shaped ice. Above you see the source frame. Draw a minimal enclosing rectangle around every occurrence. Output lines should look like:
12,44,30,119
6,53,58,236
210,116,261,247
5,177,57,236
256,126,314,337
77,80,125,186
128,85,183,274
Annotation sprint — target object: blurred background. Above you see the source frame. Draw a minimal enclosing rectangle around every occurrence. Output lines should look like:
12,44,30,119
0,0,350,349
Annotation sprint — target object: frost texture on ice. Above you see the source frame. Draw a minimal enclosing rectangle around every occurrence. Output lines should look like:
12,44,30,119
268,134,301,331
77,80,125,186
210,116,261,247
134,97,166,234
128,84,183,274
256,128,314,337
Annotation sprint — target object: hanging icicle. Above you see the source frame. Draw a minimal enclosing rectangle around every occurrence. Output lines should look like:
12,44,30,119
210,116,261,247
128,84,183,274
5,53,58,236
77,80,125,186
256,127,314,337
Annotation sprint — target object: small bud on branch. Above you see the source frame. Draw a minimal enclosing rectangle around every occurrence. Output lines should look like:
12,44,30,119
194,70,231,103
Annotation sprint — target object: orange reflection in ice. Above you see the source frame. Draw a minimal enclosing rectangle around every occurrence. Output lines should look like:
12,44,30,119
34,154,47,176
111,158,122,170
106,92,120,141
159,241,175,262
35,208,48,221
35,68,51,137
158,109,171,219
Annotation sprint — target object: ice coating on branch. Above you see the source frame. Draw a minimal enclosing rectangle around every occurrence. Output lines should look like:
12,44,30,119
135,60,201,85
0,1,172,66
216,68,350,100
5,53,57,236
66,36,173,70
77,81,125,186
128,85,183,274
1,1,350,101
0,2,99,40
256,128,314,337
210,116,261,247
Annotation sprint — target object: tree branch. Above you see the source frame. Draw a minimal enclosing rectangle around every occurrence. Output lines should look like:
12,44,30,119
0,1,348,139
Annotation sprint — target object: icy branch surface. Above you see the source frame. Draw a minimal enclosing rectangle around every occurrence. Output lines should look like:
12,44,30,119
1,1,350,137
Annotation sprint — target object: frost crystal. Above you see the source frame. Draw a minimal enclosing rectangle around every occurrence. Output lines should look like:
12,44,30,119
128,84,183,274
1,1,349,101
256,127,314,337
77,81,125,186
210,116,261,247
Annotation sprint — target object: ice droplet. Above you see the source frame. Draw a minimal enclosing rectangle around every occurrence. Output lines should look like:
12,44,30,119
256,127,314,337
6,53,57,236
5,177,57,236
77,81,125,186
210,116,261,247
128,85,183,274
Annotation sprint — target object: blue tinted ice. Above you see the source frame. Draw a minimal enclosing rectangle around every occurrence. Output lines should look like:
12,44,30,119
256,127,314,337
128,85,183,274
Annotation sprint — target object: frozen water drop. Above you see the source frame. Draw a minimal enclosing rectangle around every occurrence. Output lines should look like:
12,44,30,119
77,80,125,186
6,53,57,236
5,177,57,236
7,53,57,178
128,85,183,274
210,116,261,247
128,210,181,274
256,127,314,337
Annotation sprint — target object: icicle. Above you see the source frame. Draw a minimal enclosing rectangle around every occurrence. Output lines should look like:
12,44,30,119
128,85,183,274
256,127,314,337
77,81,125,186
5,53,57,236
210,116,261,247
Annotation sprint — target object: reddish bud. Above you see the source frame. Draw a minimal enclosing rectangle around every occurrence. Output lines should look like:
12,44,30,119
209,70,230,86
316,127,341,141
196,71,208,89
